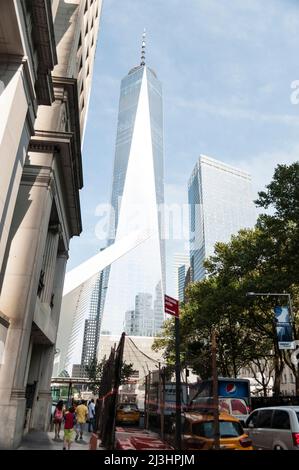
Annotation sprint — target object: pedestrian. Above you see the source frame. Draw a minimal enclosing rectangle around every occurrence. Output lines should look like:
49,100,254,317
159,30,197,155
75,400,88,441
88,398,96,432
53,400,64,440
63,406,76,450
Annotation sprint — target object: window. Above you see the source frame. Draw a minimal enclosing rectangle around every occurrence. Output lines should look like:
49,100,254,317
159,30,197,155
246,411,259,428
257,409,273,428
272,410,290,430
192,420,243,438
118,404,138,412
219,421,243,438
192,421,213,438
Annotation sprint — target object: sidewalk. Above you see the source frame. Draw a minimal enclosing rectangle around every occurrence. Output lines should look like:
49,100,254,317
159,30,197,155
18,430,91,450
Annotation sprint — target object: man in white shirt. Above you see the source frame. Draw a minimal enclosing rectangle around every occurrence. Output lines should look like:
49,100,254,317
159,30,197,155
88,399,96,432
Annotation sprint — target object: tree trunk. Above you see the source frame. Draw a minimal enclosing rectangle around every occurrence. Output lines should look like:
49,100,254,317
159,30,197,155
261,372,268,397
273,357,284,397
296,372,299,396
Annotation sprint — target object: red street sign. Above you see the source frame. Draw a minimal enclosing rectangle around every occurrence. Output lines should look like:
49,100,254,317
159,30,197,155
164,294,179,318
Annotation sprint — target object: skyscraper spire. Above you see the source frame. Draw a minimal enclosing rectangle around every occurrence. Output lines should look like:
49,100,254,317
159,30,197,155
140,29,146,66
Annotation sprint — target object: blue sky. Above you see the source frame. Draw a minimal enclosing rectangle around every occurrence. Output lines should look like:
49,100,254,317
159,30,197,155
68,0,299,295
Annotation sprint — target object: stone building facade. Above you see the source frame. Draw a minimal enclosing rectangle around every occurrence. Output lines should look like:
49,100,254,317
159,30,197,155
0,0,102,448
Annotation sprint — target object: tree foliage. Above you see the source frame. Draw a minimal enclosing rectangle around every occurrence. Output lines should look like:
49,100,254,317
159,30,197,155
85,356,137,395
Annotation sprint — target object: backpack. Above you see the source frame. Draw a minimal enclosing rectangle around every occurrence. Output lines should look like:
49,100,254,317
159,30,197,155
55,408,63,421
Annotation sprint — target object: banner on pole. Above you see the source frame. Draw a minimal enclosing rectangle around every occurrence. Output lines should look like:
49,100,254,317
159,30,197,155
274,305,295,350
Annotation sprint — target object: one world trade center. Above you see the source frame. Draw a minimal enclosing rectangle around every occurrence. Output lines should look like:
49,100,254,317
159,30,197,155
100,34,165,337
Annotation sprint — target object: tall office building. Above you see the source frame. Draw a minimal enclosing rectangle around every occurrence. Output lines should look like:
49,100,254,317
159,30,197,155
81,272,103,367
173,253,190,302
125,292,154,337
188,155,256,282
99,34,165,338
0,1,102,448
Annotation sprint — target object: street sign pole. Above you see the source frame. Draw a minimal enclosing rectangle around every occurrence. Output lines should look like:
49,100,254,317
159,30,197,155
175,315,181,450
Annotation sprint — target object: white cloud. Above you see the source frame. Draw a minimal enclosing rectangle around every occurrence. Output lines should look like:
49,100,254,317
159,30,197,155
230,146,299,198
174,97,299,126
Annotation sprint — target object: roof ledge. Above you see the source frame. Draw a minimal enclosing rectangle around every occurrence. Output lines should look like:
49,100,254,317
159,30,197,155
28,0,57,105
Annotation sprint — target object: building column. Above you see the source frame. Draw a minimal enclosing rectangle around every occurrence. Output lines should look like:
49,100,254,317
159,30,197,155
28,344,56,432
40,226,60,305
27,248,69,433
0,60,35,283
0,156,54,449
51,252,68,330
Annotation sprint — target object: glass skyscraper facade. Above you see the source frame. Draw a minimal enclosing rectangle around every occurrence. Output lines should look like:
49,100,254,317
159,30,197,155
53,270,104,376
100,60,165,337
188,154,256,281
173,253,190,302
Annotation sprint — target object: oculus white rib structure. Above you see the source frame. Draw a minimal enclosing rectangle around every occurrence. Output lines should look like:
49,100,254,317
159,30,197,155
63,227,152,296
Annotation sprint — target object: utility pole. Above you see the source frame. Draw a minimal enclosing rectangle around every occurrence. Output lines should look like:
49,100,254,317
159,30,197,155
146,372,150,430
159,366,165,440
144,374,148,429
67,380,72,408
164,294,181,449
212,329,220,450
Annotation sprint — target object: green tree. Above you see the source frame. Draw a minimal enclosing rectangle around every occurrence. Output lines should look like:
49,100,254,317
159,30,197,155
84,356,106,395
154,163,299,396
85,356,137,395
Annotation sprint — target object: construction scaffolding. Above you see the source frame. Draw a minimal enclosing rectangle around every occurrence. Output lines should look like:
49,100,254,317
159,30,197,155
95,332,125,449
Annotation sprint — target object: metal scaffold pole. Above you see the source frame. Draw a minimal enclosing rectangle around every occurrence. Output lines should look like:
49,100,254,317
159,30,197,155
212,329,220,450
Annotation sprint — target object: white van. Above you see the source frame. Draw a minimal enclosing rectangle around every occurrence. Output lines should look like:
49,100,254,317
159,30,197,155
244,406,299,450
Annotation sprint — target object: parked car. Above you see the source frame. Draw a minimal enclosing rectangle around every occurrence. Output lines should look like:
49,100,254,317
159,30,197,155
180,411,253,450
116,403,140,425
244,406,299,450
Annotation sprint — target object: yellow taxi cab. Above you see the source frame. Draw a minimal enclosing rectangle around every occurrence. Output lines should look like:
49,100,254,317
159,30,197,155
181,411,253,450
116,403,140,425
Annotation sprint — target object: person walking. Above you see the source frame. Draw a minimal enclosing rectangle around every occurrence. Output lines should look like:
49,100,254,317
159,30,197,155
63,406,76,450
88,399,96,432
53,400,64,440
75,400,88,441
